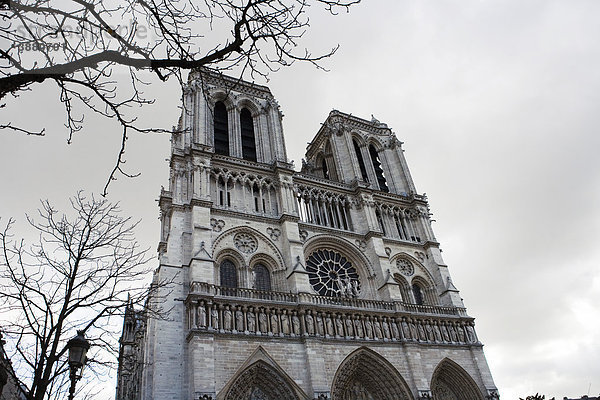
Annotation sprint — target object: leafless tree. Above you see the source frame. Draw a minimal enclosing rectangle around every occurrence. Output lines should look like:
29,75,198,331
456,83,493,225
0,192,169,400
0,0,359,194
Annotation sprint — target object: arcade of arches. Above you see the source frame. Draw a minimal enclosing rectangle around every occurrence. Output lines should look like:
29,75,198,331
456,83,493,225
221,350,485,400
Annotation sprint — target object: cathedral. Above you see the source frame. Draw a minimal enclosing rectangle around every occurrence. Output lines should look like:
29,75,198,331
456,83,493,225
116,69,500,400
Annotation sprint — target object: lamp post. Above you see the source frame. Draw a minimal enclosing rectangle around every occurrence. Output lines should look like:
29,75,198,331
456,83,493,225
66,330,90,400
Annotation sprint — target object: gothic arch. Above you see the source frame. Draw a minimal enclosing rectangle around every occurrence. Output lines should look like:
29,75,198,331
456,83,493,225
431,358,485,400
207,89,236,110
214,249,246,288
218,347,309,400
236,96,262,117
248,252,288,292
330,347,414,400
390,253,438,302
212,226,286,272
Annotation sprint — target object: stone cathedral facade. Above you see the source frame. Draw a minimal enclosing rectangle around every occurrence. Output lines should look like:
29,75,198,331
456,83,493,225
116,69,500,400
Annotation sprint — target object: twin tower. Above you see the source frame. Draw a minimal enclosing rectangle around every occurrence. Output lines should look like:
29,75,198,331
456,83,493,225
116,69,499,400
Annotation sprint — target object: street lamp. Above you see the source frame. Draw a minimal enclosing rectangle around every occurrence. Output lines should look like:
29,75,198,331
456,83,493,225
66,330,90,400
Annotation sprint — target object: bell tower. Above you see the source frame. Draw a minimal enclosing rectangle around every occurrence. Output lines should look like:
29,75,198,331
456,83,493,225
117,69,499,400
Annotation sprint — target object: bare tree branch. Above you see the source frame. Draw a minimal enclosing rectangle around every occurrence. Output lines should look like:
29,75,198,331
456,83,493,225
0,0,359,193
0,192,174,400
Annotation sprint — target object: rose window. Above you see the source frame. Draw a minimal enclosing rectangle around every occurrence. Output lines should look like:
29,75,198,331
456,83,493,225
234,233,257,254
306,249,360,297
396,258,414,276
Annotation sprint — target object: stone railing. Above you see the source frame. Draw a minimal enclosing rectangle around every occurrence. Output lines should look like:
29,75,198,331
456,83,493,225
185,296,479,346
188,283,467,317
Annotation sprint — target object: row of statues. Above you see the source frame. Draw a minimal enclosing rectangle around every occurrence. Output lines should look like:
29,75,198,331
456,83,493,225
189,300,478,344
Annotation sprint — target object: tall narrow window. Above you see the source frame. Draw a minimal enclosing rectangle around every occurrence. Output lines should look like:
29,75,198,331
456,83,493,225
376,210,386,236
253,264,272,291
412,283,425,305
369,145,388,192
220,260,238,291
353,139,368,181
321,157,329,179
213,101,229,156
240,108,257,162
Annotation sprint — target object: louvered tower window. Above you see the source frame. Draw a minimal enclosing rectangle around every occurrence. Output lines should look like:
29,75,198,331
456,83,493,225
253,264,271,291
241,108,257,162
353,139,368,181
369,145,389,192
214,101,229,156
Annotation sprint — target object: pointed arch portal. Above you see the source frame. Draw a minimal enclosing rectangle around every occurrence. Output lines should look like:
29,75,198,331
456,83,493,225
431,358,485,400
331,348,413,400
223,360,301,400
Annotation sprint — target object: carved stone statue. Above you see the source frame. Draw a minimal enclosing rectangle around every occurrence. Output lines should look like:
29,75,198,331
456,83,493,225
441,324,450,342
417,322,426,341
291,312,301,335
422,322,431,341
305,313,315,335
335,315,344,337
382,319,391,339
325,315,334,336
258,310,268,334
433,324,442,342
270,311,279,335
223,307,232,331
197,304,207,328
401,320,411,339
236,309,244,331
374,319,383,339
247,309,256,332
211,307,219,330
364,319,373,339
409,321,418,340
466,325,477,343
281,310,290,335
345,317,354,337
391,319,400,340
315,314,324,336
354,317,364,338
457,325,466,343
448,324,458,342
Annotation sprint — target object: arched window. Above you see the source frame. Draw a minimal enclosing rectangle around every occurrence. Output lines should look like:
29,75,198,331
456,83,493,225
369,145,388,192
412,283,425,305
240,108,257,162
213,101,229,156
253,264,271,291
353,139,368,181
220,259,238,291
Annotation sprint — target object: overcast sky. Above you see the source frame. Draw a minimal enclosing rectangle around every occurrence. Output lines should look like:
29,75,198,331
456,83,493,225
2,1,599,398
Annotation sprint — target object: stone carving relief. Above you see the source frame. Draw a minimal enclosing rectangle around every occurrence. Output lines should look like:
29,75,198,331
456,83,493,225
234,232,258,254
384,247,391,257
299,229,308,243
355,240,367,252
210,218,225,232
266,227,281,241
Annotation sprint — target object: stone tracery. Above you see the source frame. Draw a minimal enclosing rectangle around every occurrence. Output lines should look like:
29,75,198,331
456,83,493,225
431,358,485,400
331,348,413,400
223,360,302,400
